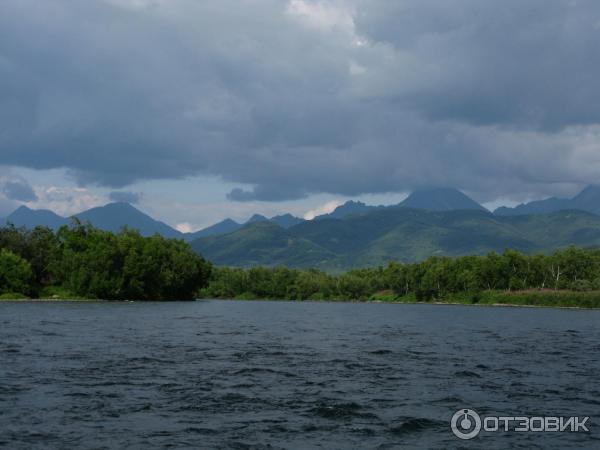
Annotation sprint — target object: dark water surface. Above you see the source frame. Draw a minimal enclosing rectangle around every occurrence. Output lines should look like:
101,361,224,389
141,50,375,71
1,300,599,449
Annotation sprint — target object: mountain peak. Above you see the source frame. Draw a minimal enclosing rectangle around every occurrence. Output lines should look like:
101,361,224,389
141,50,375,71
573,185,600,201
5,205,68,230
246,214,269,224
399,187,487,212
74,202,181,238
342,200,366,207
315,200,380,220
185,218,241,240
103,201,138,210
13,204,33,213
270,213,304,228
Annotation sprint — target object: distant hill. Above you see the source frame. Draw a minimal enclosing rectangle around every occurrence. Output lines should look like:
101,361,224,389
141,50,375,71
187,213,305,240
2,202,182,237
186,218,242,240
244,213,304,228
4,205,69,230
398,187,487,211
313,188,485,221
245,214,269,224
270,213,304,228
315,200,382,220
191,221,335,267
571,185,600,213
495,185,600,216
191,208,600,270
494,198,570,216
74,202,182,238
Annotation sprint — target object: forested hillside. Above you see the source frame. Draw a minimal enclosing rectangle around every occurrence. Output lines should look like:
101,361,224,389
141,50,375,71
192,209,600,270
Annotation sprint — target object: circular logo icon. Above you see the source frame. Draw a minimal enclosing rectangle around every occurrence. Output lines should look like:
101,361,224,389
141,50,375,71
451,409,481,440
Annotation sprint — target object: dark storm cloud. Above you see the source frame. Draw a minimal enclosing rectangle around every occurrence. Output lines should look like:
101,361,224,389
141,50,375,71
1,0,600,203
2,180,38,202
353,0,600,131
109,191,142,204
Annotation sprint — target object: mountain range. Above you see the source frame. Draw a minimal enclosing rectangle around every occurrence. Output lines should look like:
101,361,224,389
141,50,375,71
0,187,486,238
312,187,486,220
2,203,182,238
191,208,600,270
0,202,307,241
494,185,600,216
4,186,600,270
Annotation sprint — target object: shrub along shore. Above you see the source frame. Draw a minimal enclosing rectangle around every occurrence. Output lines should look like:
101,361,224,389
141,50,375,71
198,250,600,309
2,224,600,308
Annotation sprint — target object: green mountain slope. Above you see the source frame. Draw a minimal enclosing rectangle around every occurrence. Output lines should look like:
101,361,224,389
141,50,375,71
185,218,241,240
191,221,335,267
191,208,600,270
501,210,600,248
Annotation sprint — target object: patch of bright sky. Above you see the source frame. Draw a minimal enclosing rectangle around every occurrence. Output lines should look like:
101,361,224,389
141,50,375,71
482,198,521,212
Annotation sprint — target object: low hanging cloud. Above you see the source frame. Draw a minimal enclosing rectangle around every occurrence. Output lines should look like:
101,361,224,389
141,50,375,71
1,0,600,203
24,186,105,217
227,185,308,202
109,191,142,204
304,200,343,220
2,180,38,202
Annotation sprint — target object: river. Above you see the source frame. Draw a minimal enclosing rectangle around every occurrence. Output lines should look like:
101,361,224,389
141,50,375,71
1,300,599,449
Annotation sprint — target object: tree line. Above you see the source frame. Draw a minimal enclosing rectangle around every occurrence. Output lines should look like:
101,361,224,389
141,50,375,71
200,247,600,301
0,223,211,300
2,221,600,302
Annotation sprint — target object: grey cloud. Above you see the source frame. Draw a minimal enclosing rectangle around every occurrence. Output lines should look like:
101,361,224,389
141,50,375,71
227,185,308,202
0,0,600,203
353,0,600,130
109,191,142,204
2,180,38,202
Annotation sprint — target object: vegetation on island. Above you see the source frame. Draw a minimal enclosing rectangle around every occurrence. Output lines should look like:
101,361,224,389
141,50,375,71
0,223,211,300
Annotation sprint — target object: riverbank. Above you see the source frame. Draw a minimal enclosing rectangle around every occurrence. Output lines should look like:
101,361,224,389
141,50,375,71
204,289,600,309
0,287,95,301
4,289,600,309
0,298,102,302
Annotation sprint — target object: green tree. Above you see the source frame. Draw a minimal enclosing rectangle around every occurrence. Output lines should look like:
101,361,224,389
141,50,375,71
0,249,33,295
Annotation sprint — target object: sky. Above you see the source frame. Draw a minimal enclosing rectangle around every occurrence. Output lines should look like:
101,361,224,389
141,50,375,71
1,0,600,231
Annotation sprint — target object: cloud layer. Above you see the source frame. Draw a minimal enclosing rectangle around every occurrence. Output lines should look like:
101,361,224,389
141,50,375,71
2,180,38,202
1,0,600,202
109,191,142,204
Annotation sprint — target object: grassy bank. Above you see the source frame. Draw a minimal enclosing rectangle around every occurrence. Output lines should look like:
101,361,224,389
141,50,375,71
4,289,600,309
368,289,600,308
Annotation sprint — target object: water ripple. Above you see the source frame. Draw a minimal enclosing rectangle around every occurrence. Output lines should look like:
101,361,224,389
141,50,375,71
0,300,599,449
